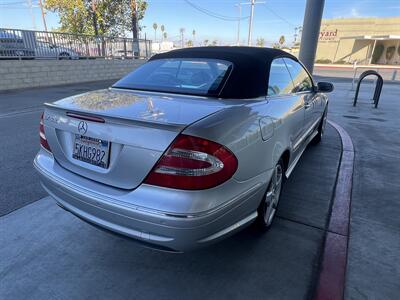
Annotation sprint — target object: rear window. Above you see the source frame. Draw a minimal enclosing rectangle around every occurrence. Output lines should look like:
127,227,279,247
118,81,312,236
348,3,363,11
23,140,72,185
113,58,232,96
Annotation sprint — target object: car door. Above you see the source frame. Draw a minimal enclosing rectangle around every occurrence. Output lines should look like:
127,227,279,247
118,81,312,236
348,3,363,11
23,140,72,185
266,58,305,157
35,42,50,58
283,58,320,141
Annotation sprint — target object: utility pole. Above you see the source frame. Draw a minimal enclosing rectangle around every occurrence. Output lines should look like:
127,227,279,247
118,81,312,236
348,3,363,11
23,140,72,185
27,0,36,30
38,0,48,32
299,0,325,73
235,3,242,46
180,28,185,48
243,0,265,46
247,0,255,46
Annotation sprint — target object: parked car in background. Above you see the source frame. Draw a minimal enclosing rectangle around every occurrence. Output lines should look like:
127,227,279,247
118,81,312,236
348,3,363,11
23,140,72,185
0,31,34,58
34,47,333,252
34,41,80,59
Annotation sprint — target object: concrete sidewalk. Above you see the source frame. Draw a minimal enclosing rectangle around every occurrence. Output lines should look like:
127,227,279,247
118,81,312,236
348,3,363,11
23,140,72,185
322,78,400,299
0,126,341,300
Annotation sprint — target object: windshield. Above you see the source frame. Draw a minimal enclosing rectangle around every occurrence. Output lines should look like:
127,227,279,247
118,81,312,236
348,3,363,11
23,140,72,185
112,58,232,96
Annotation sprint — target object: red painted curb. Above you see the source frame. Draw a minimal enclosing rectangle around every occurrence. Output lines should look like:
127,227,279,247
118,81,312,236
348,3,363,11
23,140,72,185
314,120,355,300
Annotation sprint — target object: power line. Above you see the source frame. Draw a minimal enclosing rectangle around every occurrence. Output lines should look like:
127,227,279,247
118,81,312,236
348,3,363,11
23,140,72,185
0,1,27,5
183,0,249,22
264,5,298,27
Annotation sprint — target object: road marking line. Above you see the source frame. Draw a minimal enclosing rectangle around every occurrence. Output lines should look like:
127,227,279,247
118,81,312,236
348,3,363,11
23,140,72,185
315,120,355,300
0,107,43,118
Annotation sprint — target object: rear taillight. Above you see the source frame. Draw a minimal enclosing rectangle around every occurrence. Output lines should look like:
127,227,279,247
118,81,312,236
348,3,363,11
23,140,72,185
144,134,238,190
39,113,52,153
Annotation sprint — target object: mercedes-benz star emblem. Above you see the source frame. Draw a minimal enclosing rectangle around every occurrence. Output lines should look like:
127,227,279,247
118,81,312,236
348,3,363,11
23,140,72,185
78,121,88,135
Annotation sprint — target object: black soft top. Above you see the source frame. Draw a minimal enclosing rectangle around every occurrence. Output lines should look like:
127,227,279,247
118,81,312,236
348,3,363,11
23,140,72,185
150,46,298,99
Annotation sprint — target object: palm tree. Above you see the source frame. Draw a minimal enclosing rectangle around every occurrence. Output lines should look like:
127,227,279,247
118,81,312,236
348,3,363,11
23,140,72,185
192,29,196,44
153,23,158,42
163,32,167,40
279,35,285,48
160,25,165,41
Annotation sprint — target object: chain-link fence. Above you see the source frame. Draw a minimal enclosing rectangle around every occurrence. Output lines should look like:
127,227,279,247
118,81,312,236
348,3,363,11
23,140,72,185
0,28,152,60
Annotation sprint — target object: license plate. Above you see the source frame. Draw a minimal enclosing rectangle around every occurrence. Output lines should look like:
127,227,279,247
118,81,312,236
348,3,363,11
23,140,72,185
72,135,110,169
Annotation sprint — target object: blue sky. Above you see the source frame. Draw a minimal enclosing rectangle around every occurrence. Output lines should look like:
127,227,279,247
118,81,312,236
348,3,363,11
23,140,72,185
1,0,399,45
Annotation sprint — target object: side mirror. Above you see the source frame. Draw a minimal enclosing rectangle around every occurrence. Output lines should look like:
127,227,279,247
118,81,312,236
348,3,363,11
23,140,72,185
317,81,334,93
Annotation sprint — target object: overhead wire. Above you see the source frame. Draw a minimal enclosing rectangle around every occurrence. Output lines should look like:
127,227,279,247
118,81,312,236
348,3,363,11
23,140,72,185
183,0,249,22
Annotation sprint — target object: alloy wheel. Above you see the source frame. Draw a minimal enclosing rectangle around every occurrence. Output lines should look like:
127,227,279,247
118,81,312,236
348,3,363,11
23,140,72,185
264,164,283,226
321,111,327,136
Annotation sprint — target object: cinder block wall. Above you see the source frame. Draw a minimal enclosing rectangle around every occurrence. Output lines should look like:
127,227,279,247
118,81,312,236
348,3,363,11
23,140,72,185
0,59,146,91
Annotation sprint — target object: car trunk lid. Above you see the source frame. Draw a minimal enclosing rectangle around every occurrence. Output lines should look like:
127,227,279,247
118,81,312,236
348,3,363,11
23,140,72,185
42,88,230,189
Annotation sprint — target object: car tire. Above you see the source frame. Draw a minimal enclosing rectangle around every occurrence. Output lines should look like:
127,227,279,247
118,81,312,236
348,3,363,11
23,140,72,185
312,108,328,145
59,53,71,60
256,159,284,230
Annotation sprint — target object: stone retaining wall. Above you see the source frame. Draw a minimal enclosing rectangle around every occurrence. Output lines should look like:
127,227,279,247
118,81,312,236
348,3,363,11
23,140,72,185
0,59,145,91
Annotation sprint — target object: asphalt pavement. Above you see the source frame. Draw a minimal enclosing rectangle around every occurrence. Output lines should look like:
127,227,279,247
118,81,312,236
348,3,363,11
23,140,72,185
0,80,115,216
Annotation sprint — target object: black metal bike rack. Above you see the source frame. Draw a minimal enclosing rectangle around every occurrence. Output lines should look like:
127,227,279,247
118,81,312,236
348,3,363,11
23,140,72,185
353,70,383,108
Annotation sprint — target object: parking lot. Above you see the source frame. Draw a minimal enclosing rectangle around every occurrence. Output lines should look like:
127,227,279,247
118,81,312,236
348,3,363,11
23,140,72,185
1,77,399,299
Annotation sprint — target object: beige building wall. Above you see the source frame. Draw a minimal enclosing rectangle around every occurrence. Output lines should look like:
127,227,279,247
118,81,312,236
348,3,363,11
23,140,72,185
316,17,400,64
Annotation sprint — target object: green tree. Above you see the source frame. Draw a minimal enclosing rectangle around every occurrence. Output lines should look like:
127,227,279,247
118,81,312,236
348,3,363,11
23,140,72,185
186,40,193,47
203,39,209,46
163,32,167,40
153,23,158,42
45,0,147,37
256,37,265,47
211,40,218,46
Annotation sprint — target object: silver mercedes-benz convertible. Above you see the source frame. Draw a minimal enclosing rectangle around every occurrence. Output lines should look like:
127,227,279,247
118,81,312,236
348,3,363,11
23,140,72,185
34,47,333,252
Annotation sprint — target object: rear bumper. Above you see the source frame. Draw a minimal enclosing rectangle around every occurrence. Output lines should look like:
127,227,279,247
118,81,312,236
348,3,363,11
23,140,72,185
34,150,269,252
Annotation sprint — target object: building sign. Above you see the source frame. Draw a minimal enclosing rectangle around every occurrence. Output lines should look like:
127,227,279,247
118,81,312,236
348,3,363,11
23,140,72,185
319,29,338,41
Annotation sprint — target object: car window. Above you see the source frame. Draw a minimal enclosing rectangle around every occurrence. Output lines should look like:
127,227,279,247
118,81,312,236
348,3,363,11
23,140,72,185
113,58,232,96
283,58,314,93
268,58,295,96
